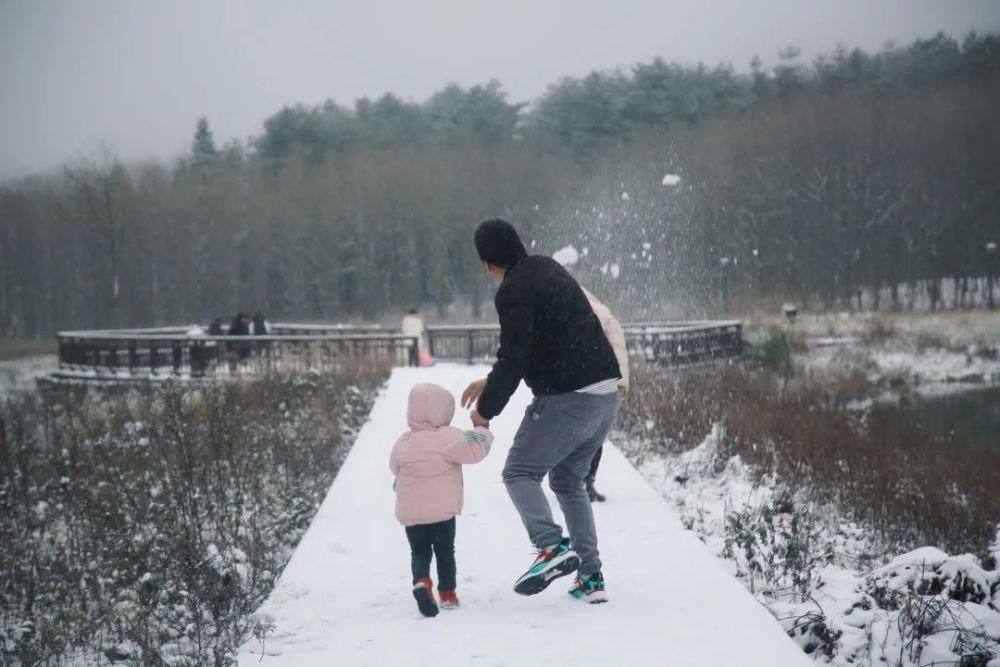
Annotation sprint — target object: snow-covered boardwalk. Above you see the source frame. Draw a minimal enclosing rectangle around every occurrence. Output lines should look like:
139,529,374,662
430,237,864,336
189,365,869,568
239,365,810,667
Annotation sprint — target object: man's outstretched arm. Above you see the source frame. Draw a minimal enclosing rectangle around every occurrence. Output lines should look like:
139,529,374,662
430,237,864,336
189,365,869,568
474,284,533,420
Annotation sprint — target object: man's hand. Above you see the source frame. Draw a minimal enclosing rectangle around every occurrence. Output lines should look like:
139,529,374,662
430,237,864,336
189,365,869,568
470,409,490,429
461,378,487,408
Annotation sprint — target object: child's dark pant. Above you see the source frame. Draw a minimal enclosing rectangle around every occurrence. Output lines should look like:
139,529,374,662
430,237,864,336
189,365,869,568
404,517,456,591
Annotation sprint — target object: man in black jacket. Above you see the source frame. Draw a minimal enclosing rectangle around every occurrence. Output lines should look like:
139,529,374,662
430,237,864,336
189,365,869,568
461,218,621,604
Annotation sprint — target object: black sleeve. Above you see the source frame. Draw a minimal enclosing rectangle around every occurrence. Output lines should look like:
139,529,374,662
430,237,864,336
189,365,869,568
477,283,533,419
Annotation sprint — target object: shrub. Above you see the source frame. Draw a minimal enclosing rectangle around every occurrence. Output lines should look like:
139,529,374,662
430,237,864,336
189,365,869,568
722,489,834,600
745,329,794,376
0,366,387,665
618,362,1000,555
860,317,897,345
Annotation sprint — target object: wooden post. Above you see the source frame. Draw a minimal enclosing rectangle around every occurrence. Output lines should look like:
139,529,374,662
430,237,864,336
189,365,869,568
172,340,183,375
129,340,138,374
467,330,473,365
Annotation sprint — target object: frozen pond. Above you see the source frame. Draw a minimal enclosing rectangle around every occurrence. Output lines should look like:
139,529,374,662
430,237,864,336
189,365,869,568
895,384,1000,451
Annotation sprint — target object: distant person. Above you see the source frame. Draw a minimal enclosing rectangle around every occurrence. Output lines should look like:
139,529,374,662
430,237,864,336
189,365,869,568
390,383,493,617
208,318,224,336
461,219,622,604
549,254,631,504
579,287,630,503
251,311,271,355
228,313,251,337
401,306,434,367
228,312,253,363
250,311,269,336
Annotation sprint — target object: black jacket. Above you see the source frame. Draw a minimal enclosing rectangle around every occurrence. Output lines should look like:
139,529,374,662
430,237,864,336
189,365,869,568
477,255,622,420
228,316,250,336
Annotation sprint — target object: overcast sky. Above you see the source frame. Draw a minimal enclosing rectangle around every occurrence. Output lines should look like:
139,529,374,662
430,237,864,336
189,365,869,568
1,0,998,178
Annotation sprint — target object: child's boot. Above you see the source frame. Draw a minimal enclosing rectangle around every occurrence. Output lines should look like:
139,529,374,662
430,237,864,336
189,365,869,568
438,589,459,609
412,577,439,617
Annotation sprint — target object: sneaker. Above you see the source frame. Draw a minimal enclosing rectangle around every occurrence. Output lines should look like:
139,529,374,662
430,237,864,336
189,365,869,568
412,577,439,617
586,480,606,503
439,590,459,609
513,537,580,596
568,571,608,604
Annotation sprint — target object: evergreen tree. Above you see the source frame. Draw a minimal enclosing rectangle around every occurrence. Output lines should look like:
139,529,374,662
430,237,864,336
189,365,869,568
191,117,219,164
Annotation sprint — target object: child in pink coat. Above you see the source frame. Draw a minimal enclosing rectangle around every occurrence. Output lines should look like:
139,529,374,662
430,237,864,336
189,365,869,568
390,382,493,617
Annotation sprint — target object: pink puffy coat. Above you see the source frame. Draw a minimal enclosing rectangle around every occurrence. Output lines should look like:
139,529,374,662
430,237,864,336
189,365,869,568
389,383,493,527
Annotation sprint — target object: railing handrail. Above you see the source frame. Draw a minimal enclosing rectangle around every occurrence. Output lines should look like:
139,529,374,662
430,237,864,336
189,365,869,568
624,320,742,331
57,331,416,342
60,326,195,335
427,321,742,331
270,322,389,330
426,324,500,331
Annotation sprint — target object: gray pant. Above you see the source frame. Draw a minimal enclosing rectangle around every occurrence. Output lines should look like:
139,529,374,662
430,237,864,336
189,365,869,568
501,390,620,576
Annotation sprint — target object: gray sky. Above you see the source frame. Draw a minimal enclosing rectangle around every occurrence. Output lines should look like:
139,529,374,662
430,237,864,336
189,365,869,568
2,0,998,178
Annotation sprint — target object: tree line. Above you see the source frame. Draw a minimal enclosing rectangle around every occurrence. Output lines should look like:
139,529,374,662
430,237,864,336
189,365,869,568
2,31,999,338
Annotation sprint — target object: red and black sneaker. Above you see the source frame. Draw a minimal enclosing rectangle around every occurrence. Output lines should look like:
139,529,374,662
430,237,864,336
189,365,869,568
412,577,439,617
513,537,580,596
438,589,459,610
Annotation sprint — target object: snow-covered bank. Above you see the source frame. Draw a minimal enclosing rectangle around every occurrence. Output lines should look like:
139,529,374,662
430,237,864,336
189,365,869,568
749,310,1000,393
620,430,1000,666
752,311,1000,349
0,354,57,398
800,343,1000,391
239,365,810,667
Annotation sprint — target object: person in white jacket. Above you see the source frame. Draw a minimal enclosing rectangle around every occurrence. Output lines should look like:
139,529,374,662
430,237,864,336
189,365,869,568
580,287,629,502
400,307,426,348
401,306,435,366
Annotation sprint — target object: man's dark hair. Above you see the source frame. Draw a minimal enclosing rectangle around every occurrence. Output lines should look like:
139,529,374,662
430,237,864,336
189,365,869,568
475,218,528,268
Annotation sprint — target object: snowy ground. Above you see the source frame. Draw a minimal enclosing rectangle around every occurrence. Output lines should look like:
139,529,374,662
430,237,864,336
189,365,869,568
0,355,57,399
239,364,810,667
626,429,1000,666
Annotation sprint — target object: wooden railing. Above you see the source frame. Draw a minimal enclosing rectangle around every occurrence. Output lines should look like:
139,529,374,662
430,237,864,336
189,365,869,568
623,321,743,365
426,325,502,364
427,321,743,366
54,319,742,382
56,328,417,381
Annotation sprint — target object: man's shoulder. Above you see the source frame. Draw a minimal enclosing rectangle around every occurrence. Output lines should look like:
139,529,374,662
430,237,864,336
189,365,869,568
495,278,530,309
524,254,561,271
505,255,561,284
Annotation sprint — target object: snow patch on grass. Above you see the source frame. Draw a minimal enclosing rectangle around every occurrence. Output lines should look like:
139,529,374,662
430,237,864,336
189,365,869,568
618,429,1000,666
